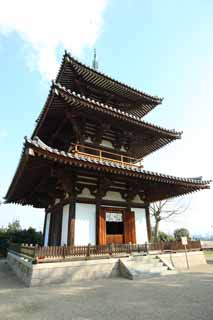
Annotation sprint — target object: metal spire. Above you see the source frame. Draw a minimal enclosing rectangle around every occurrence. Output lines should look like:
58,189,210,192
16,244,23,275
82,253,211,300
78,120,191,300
92,48,98,70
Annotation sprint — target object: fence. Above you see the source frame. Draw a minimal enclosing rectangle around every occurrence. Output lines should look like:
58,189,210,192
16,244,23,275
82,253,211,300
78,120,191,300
149,240,201,252
9,243,147,262
9,241,201,263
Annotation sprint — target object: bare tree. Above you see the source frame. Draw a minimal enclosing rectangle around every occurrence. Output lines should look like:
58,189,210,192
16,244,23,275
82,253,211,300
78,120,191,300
150,198,190,241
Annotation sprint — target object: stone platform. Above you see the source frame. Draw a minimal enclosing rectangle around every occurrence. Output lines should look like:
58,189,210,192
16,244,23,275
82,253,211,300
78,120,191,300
7,250,206,287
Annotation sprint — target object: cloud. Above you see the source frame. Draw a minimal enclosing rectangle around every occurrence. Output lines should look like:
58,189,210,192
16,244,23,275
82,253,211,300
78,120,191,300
0,0,108,80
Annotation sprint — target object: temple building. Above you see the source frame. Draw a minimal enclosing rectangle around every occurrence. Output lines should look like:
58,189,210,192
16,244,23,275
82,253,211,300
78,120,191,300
5,52,211,247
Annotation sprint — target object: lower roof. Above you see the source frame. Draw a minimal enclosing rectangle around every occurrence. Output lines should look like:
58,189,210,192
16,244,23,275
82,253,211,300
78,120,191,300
5,137,211,208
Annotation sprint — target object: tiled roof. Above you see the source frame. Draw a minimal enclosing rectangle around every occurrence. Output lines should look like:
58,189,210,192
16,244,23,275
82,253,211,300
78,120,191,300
56,51,163,105
5,136,211,206
53,82,182,138
27,137,211,187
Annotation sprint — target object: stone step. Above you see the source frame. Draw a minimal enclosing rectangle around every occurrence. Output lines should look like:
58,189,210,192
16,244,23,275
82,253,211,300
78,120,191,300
125,262,165,271
119,256,178,280
128,265,168,275
128,268,177,280
125,256,159,264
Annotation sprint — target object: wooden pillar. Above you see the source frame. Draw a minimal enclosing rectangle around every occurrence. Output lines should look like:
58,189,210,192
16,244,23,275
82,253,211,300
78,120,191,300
42,210,47,246
67,173,76,246
68,201,76,245
145,205,152,242
96,198,101,245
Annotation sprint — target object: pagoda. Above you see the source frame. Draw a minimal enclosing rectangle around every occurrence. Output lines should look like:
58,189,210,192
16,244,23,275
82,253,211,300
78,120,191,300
5,52,211,247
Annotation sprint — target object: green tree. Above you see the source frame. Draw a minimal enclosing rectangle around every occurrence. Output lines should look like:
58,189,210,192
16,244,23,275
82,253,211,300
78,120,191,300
7,219,21,232
174,228,190,241
158,231,175,242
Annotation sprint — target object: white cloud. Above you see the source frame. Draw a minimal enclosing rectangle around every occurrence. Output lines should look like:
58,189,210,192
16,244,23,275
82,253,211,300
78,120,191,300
0,0,108,80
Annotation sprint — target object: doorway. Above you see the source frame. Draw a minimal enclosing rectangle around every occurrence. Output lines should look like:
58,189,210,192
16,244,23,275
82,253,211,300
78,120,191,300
106,210,124,244
98,207,136,245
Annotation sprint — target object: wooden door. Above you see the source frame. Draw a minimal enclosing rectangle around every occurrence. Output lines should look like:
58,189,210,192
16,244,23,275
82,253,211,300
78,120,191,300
124,211,136,244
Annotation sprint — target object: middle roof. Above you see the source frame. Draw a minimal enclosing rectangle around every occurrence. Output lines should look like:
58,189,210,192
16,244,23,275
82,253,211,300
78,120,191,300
32,82,182,159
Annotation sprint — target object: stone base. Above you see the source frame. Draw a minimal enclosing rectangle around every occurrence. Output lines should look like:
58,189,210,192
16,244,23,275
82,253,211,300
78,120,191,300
7,252,120,287
7,251,206,287
158,251,206,270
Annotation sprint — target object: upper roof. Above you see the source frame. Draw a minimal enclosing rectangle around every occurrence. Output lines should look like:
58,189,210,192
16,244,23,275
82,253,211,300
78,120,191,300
55,52,163,118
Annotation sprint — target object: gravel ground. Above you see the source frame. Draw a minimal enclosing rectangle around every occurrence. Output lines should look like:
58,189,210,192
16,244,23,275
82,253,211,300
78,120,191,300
1,259,213,320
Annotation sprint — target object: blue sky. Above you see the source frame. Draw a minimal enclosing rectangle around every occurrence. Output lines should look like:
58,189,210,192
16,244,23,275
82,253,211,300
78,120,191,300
0,0,212,236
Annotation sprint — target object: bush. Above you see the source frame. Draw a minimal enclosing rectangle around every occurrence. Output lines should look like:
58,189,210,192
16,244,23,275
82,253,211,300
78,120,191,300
0,220,43,256
8,227,43,245
157,231,175,242
174,228,190,241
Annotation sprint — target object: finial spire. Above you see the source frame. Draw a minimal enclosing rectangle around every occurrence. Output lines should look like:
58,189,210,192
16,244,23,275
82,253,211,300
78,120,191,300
92,48,98,70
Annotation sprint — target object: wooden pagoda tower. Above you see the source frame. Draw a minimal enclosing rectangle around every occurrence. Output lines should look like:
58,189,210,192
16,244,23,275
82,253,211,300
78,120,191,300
5,52,211,247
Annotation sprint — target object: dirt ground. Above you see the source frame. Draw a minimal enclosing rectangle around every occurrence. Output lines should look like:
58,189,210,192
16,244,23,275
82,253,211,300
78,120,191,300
1,259,213,320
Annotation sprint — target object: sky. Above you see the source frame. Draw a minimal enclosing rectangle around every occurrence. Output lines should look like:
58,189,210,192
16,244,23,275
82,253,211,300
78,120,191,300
0,0,212,237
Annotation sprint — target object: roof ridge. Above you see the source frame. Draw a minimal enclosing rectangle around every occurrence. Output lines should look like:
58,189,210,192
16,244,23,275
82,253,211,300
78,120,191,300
54,81,182,137
62,51,163,104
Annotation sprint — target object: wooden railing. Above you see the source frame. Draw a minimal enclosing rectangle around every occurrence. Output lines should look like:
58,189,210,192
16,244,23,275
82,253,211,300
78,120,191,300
149,240,201,252
70,143,143,168
9,241,201,263
9,243,147,262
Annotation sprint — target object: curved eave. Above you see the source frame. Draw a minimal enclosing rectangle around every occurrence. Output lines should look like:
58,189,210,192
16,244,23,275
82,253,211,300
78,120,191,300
29,137,211,187
5,137,211,207
31,82,182,159
5,142,28,202
56,52,163,106
53,82,182,139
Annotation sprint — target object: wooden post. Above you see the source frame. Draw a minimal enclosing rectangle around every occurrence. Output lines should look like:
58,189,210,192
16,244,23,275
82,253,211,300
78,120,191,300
96,200,101,245
145,241,149,254
68,202,76,246
63,244,66,260
145,205,152,242
87,243,91,257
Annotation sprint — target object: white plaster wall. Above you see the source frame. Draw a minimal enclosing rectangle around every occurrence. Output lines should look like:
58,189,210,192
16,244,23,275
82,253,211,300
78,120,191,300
100,139,114,149
103,191,124,201
75,203,96,245
134,208,148,244
61,204,69,246
132,194,144,204
44,213,51,247
78,187,95,199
